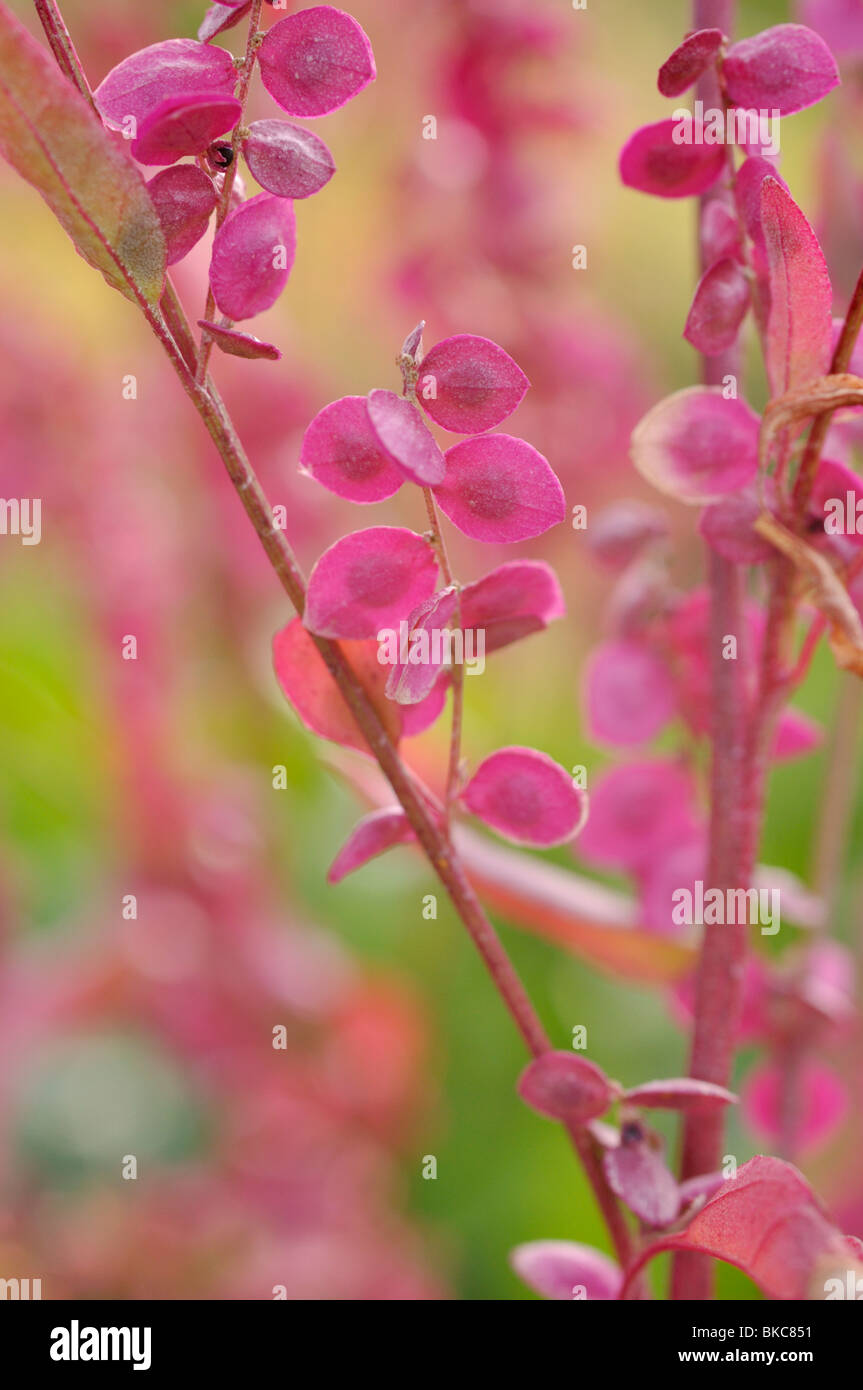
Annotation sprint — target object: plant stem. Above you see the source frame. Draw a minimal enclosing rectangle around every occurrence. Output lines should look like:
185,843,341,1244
195,0,265,384
36,0,637,1272
421,486,465,822
33,0,97,113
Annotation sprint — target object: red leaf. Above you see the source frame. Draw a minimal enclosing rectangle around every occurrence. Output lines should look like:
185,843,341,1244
658,28,725,98
623,1077,737,1111
761,177,833,398
517,1051,614,1123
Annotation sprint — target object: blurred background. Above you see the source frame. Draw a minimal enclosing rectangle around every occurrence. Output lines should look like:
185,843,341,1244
1,0,861,1299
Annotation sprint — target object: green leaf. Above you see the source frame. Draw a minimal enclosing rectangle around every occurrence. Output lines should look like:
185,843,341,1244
0,3,165,305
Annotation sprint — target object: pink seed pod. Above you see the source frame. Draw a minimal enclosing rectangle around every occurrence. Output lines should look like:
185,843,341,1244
684,257,751,356
461,746,586,848
459,560,565,653
385,587,459,706
209,192,297,320
657,27,725,97
623,1078,737,1112
603,1121,680,1228
243,120,335,199
416,334,529,434
517,1051,614,1123
584,500,669,571
723,23,840,117
619,119,725,199
303,527,439,640
258,7,376,118
575,760,698,874
272,619,402,750
761,177,833,397
95,39,238,132
630,387,761,504
197,321,281,360
583,638,676,748
199,4,252,43
146,165,217,265
366,390,446,487
509,1241,622,1302
300,396,405,503
131,92,242,165
433,434,565,542
742,1059,847,1154
327,808,415,884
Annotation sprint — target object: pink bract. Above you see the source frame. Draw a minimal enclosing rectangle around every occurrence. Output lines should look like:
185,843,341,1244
94,39,238,132
638,834,706,936
630,387,761,504
699,485,776,564
517,1051,614,1124
300,396,404,503
385,587,459,705
584,638,676,748
624,1078,737,1111
657,28,725,97
146,165,217,266
700,200,742,266
199,4,252,43
209,193,297,321
461,747,585,848
603,1124,680,1228
131,92,241,165
459,560,565,653
243,120,335,199
197,321,281,361
509,1241,622,1302
772,707,823,761
327,809,415,884
433,434,565,542
576,760,698,874
258,7,376,118
303,527,439,640
684,257,751,356
761,177,833,397
619,119,725,198
585,500,668,571
366,391,446,487
416,334,529,434
723,24,840,117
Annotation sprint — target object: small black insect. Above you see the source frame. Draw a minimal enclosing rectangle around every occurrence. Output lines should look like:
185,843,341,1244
208,143,234,171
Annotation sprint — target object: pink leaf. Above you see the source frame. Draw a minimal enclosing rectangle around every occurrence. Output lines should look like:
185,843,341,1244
684,257,751,356
400,675,450,736
510,1241,622,1301
623,1078,737,1111
742,1059,847,1153
199,4,252,43
243,119,335,199
699,485,777,564
300,396,404,503
147,165,217,266
585,500,668,571
638,834,706,936
384,587,459,705
459,560,565,653
700,199,743,267
734,155,787,249
810,455,863,551
131,92,241,165
304,527,439,640
800,0,863,61
658,28,725,98
417,334,529,434
197,320,281,360
630,387,761,504
517,1050,614,1123
366,391,446,487
761,177,833,398
576,760,698,874
772,707,823,761
584,639,676,748
433,434,565,542
723,24,840,117
603,1122,680,1227
619,119,725,199
209,192,296,320
272,619,402,751
258,6,376,118
461,747,586,848
620,1156,863,1300
94,39,238,132
327,808,415,884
